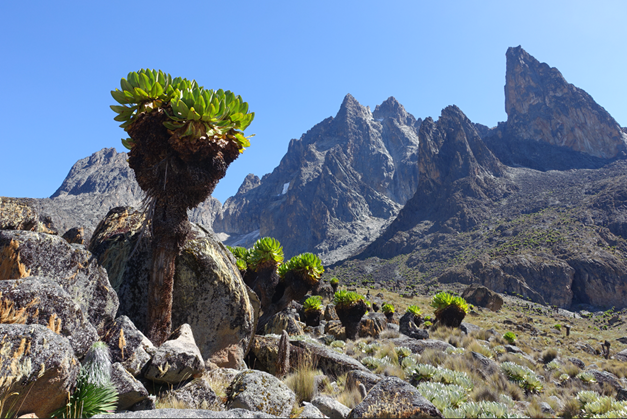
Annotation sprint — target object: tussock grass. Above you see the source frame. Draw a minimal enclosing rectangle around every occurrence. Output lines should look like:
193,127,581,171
540,348,558,364
420,348,447,367
335,386,363,409
283,353,322,403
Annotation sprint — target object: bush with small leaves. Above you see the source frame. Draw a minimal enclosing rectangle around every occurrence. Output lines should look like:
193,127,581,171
503,331,516,344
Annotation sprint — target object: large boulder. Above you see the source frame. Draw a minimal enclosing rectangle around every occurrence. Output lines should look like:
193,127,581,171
110,362,150,411
226,370,296,417
399,312,429,340
144,324,205,385
0,277,99,357
0,197,57,234
347,377,442,418
461,284,503,312
90,207,257,368
0,324,80,418
358,312,387,338
0,230,118,334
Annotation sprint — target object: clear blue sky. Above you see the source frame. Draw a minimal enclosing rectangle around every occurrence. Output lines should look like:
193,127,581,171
1,1,625,204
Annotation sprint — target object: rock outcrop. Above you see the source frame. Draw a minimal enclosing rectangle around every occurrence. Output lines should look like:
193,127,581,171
90,207,256,368
215,95,422,263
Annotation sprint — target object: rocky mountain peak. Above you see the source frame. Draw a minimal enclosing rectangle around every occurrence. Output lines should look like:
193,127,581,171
373,97,416,126
504,46,626,159
334,93,372,123
237,174,261,195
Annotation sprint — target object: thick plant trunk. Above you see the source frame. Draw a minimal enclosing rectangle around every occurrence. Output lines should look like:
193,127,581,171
146,199,190,346
336,300,368,340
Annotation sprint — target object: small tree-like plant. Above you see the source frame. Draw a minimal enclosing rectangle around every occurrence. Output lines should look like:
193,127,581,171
303,295,323,327
111,70,254,345
382,303,395,322
334,290,368,340
330,277,339,293
430,292,468,328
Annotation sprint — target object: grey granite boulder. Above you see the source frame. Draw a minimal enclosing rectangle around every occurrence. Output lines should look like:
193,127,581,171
170,377,222,409
399,312,429,340
0,230,118,334
0,277,98,357
311,395,351,418
290,339,370,377
144,324,205,384
90,207,256,368
298,402,328,418
587,369,624,392
103,315,155,377
110,362,150,411
94,408,278,418
0,324,80,418
226,370,296,417
347,377,443,418
0,196,57,234
390,336,454,354
346,370,382,392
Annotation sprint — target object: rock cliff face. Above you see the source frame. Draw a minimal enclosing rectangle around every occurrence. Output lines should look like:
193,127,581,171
35,148,221,241
485,46,627,170
215,95,422,263
331,47,627,310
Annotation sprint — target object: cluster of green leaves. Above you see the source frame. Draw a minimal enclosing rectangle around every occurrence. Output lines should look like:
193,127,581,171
330,277,339,285
503,331,516,344
577,390,627,417
381,303,395,314
226,245,249,271
416,382,467,412
430,292,469,314
333,290,365,309
303,295,323,313
111,69,254,151
52,341,118,418
247,237,284,270
500,361,543,393
279,253,324,283
406,305,422,316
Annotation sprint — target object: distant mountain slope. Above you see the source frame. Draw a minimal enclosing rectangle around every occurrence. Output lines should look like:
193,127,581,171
36,148,221,241
214,95,423,263
331,46,627,310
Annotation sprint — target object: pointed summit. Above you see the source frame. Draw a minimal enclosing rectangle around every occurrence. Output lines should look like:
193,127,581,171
504,46,626,159
373,97,416,125
334,93,371,122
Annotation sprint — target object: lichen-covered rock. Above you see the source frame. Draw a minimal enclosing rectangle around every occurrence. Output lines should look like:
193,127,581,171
110,362,150,411
324,304,339,321
0,230,118,334
170,377,222,410
324,320,346,341
103,316,155,377
263,310,304,336
90,207,256,368
62,227,85,245
297,402,327,418
144,324,205,384
226,370,295,417
311,395,351,418
290,339,370,377
347,377,443,418
248,335,302,376
461,284,503,312
358,312,387,338
0,277,98,357
587,369,624,392
0,197,57,234
346,370,383,392
0,324,80,418
390,336,454,354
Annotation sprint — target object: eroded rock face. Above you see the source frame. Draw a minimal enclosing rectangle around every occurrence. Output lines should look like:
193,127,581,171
504,46,626,160
0,197,57,234
0,277,99,357
461,284,503,312
226,370,296,417
90,207,256,368
215,95,422,263
347,377,442,418
0,324,80,418
0,230,118,335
